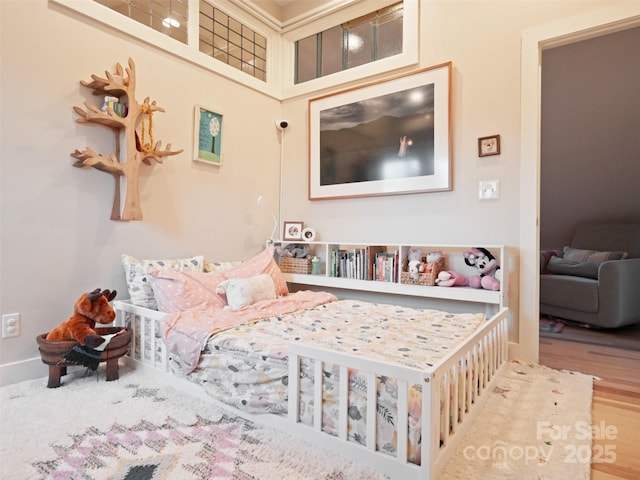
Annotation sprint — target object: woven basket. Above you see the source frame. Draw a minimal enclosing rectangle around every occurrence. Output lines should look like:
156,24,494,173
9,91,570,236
400,257,445,286
279,257,312,274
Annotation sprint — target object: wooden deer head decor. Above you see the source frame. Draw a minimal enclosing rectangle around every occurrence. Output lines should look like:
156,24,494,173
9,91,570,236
72,58,183,221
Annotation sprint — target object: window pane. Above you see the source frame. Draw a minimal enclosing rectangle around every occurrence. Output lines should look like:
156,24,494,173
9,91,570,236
213,8,227,25
296,34,318,84
376,14,403,59
213,34,227,50
214,21,228,40
242,37,254,53
346,22,372,69
199,0,212,17
255,57,266,71
199,39,213,56
229,30,241,48
229,18,241,34
294,1,403,84
199,11,213,31
229,55,241,70
321,26,342,77
170,26,187,43
96,0,189,45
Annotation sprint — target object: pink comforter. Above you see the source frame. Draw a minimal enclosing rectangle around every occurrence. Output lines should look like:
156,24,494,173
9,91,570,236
161,290,337,372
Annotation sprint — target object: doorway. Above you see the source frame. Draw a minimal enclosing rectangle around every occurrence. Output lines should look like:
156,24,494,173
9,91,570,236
518,4,640,364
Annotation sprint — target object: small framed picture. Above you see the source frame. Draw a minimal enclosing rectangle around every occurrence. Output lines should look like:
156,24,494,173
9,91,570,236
478,135,501,157
194,105,223,166
283,221,303,241
301,227,316,242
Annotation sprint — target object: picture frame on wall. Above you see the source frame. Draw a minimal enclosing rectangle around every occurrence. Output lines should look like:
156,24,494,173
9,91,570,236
283,221,304,241
194,105,223,166
308,62,453,200
478,134,501,157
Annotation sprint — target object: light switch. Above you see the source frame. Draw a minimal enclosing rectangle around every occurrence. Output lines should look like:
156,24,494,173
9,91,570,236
479,180,500,200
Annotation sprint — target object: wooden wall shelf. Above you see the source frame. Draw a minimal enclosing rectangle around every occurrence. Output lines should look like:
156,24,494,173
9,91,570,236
72,58,183,221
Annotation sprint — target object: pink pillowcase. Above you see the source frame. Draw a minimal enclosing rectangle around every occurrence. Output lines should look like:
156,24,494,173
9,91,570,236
150,246,288,313
150,269,227,313
223,245,289,297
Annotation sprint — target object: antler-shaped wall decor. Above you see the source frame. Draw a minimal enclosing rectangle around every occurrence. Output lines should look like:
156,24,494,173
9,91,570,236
71,58,182,220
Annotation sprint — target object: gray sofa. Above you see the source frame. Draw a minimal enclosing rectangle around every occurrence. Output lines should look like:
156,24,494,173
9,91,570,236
540,223,640,328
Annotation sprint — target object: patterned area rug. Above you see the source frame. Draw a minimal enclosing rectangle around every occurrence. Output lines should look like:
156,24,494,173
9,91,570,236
440,361,592,480
0,362,592,480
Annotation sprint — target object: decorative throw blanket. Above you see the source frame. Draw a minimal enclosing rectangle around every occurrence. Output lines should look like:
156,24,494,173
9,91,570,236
161,290,337,372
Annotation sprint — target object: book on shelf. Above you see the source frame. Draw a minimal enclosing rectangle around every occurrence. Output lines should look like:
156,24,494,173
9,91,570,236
374,251,398,283
327,246,399,282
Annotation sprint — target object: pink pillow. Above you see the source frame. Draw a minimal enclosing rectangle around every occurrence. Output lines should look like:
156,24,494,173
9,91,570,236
223,246,289,296
150,269,227,313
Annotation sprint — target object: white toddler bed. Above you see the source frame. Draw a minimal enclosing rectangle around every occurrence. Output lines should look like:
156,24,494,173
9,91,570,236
113,296,509,480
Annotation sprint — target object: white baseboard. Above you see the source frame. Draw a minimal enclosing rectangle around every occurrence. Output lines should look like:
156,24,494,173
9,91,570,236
0,357,48,387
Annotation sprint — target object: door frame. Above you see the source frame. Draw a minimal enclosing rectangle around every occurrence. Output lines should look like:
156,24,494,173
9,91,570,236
517,4,640,363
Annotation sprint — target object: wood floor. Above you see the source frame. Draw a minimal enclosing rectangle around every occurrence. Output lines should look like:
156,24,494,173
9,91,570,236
539,337,640,480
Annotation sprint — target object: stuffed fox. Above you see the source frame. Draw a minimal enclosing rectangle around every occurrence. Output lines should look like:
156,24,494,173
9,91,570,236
46,288,117,348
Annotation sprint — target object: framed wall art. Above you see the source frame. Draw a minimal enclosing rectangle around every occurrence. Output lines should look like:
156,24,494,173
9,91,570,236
283,221,304,241
194,105,223,166
308,62,452,200
478,134,501,157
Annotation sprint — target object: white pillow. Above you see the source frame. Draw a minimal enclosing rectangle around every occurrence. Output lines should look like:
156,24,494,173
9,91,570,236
216,273,277,309
122,254,205,309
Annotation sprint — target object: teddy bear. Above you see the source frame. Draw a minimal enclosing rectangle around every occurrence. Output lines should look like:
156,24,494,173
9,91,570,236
463,248,501,291
408,260,425,280
424,251,443,273
46,288,117,348
435,270,469,287
407,247,423,263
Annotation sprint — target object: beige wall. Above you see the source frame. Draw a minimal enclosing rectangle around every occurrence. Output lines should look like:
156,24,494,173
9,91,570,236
540,27,640,249
1,0,637,384
0,0,281,382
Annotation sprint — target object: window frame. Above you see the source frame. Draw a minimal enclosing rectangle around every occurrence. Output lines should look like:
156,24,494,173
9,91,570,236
51,0,419,101
281,0,419,99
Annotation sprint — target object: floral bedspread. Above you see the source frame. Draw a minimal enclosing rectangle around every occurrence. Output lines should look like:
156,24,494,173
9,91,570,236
175,299,485,463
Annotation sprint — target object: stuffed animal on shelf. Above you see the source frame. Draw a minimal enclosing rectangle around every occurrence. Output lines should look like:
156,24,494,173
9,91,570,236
424,251,443,273
408,260,425,280
46,288,117,348
463,247,501,291
435,270,469,287
280,243,310,258
407,247,423,263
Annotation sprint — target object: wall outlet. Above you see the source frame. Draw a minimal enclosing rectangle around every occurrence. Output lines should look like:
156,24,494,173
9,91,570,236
2,313,21,338
479,180,500,200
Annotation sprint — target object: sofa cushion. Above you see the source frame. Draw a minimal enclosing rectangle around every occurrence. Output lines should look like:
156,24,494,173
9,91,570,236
546,257,599,279
562,246,627,263
540,274,598,313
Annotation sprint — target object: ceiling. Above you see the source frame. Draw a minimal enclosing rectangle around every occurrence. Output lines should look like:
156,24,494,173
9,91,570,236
244,0,344,24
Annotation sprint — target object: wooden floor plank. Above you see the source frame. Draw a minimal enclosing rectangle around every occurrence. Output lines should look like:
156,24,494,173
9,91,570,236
539,337,640,480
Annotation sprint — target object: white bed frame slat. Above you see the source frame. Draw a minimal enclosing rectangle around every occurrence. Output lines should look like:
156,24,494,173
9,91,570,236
113,301,509,480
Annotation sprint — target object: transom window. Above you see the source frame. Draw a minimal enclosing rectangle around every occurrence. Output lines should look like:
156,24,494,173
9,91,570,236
199,2,267,82
94,0,188,43
93,0,267,82
295,2,403,84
